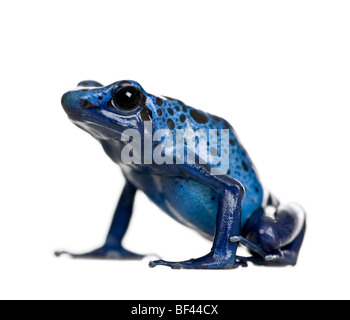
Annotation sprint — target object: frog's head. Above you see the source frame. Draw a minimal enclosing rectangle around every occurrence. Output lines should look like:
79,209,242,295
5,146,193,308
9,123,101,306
61,80,157,141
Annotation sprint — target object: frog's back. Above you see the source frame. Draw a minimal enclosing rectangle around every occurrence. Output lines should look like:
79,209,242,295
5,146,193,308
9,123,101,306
130,95,264,233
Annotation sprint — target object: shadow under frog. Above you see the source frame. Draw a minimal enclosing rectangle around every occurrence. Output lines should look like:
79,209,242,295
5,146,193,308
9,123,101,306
56,80,306,269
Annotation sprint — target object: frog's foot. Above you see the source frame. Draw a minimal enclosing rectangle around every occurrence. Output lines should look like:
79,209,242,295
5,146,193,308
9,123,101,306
55,245,147,260
235,228,306,267
230,236,297,266
149,252,243,270
237,203,306,266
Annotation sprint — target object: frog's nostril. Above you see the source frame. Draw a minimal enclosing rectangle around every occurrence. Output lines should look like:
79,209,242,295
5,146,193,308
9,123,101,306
62,81,103,115
77,80,103,88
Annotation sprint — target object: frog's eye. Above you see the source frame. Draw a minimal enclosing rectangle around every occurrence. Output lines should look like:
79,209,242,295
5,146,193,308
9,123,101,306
111,86,141,112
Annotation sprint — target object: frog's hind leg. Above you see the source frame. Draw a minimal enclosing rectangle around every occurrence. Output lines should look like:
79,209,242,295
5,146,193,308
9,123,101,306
236,203,306,266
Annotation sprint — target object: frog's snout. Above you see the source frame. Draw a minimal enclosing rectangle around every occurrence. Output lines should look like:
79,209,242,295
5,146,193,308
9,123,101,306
61,90,81,116
62,80,104,116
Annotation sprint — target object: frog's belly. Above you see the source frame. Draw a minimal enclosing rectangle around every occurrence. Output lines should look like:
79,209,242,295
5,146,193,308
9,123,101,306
159,178,219,237
138,176,260,238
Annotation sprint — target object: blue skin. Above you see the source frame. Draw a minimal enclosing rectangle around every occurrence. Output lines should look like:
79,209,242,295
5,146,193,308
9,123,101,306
56,80,306,269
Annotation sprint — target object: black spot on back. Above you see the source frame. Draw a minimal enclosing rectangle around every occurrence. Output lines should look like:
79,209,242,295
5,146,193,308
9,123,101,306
156,97,163,106
168,108,174,116
223,119,231,129
180,114,186,122
157,109,163,116
230,139,236,146
140,107,153,121
178,101,187,112
190,109,208,124
211,115,221,122
242,161,249,172
98,96,103,100
167,119,175,130
175,106,180,111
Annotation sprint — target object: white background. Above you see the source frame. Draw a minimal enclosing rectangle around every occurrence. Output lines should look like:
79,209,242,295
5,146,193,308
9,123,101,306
1,0,349,300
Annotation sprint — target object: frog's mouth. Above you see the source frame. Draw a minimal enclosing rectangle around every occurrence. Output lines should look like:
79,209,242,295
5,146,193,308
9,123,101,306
68,114,125,140
68,114,124,130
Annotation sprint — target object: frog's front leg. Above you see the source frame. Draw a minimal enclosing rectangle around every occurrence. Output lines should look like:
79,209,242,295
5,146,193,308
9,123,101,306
150,162,245,270
55,181,145,260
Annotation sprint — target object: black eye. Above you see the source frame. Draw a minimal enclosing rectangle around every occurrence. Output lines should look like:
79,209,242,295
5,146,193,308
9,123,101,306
111,86,141,111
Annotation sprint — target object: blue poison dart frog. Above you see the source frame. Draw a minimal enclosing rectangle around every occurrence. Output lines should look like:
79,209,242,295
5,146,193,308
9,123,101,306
56,80,306,269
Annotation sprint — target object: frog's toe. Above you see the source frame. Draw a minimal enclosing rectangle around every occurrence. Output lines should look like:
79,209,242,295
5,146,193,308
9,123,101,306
54,250,70,258
55,246,146,260
149,260,183,269
149,252,241,270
